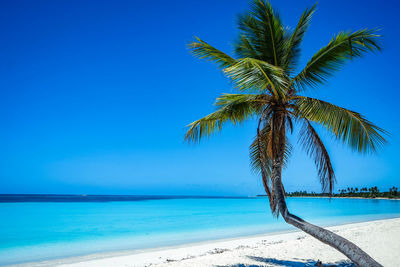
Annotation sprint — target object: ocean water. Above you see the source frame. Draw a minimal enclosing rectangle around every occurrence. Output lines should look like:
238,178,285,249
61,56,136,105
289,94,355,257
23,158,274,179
0,196,399,266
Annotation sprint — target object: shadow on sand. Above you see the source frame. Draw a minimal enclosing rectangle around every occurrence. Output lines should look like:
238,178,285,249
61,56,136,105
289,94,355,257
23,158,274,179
216,256,356,267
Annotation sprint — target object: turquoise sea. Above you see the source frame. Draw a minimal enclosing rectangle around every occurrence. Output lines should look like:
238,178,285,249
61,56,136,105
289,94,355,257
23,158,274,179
0,195,399,266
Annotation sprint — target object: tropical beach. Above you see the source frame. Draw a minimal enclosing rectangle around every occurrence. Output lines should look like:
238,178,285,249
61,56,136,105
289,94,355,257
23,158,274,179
5,217,400,266
1,0,400,266
54,218,400,267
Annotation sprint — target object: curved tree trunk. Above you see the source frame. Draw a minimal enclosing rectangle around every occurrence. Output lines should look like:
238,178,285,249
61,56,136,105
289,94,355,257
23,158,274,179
271,158,383,267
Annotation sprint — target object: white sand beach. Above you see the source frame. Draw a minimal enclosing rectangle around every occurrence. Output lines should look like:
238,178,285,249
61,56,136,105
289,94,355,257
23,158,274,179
32,217,398,267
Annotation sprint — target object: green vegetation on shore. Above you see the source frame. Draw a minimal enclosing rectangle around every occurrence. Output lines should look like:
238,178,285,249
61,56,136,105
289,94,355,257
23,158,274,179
283,186,399,199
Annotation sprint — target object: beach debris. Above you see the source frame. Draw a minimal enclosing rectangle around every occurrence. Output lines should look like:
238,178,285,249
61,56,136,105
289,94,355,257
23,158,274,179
270,240,284,245
235,245,251,250
315,260,341,267
209,248,230,254
181,254,196,260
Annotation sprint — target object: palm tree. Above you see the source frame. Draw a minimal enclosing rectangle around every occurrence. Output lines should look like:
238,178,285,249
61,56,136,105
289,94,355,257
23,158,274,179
184,1,386,266
393,186,398,196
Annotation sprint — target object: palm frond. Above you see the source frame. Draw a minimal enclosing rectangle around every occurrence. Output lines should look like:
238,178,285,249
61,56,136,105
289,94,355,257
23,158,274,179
224,58,286,96
294,96,387,153
282,3,317,72
184,94,268,143
250,123,275,212
235,0,286,67
299,120,335,194
250,124,272,175
234,34,262,60
188,37,236,68
291,29,381,90
249,120,292,215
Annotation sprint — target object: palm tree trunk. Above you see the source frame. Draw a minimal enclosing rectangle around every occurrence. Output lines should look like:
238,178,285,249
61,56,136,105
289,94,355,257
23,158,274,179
271,158,383,267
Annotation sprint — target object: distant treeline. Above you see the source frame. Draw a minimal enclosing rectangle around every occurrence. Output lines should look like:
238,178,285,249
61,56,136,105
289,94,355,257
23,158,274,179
285,186,399,199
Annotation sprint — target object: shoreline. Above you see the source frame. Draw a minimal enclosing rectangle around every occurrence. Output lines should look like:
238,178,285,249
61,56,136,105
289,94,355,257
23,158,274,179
11,217,400,267
287,196,400,200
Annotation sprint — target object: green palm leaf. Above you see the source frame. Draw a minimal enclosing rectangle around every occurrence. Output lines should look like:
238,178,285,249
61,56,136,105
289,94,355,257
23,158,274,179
295,96,387,153
236,0,286,67
224,58,286,96
291,29,381,90
283,3,317,72
184,94,269,143
188,37,236,68
235,34,262,60
298,120,335,193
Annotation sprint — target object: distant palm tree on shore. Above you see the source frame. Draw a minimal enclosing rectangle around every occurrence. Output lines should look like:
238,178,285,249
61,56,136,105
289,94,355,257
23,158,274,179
185,1,386,266
288,186,398,198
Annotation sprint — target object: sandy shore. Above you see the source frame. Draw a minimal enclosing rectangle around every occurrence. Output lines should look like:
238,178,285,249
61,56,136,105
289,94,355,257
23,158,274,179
22,218,400,267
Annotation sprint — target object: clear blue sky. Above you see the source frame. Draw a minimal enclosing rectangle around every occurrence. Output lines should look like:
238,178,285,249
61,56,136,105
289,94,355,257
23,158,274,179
0,0,399,195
